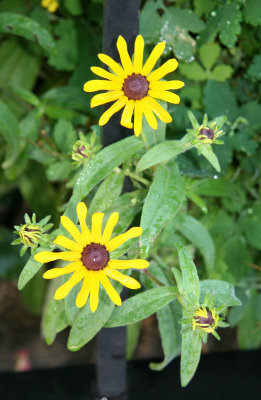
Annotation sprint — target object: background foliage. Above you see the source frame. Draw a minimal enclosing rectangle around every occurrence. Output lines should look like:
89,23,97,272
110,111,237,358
0,0,261,386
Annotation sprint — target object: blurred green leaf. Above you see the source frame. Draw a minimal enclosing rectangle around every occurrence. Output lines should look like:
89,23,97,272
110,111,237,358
244,0,261,27
203,81,238,121
200,280,241,306
53,119,77,153
126,322,141,360
21,269,46,315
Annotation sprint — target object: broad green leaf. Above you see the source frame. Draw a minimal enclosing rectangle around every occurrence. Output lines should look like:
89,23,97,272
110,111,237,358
0,98,19,152
238,291,261,349
211,65,233,82
136,136,191,172
53,119,77,153
66,136,143,222
18,247,49,290
46,160,72,182
21,269,46,316
88,169,125,220
0,13,56,55
0,228,25,279
200,280,241,306
203,81,238,121
42,86,90,112
64,280,82,325
140,162,185,257
201,145,221,172
180,329,202,387
194,0,217,18
126,322,141,360
244,0,261,27
150,300,182,370
191,178,232,197
142,102,166,146
67,282,122,351
240,201,261,250
179,62,206,81
42,278,70,345
223,235,251,279
105,287,177,328
9,86,40,106
176,243,200,301
199,42,220,71
178,215,215,272
64,0,83,15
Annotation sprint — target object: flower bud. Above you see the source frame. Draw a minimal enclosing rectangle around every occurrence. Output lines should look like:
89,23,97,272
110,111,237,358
72,140,92,164
199,127,214,140
192,307,218,333
19,224,42,247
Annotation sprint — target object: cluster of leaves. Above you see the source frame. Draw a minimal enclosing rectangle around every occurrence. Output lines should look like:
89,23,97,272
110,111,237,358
0,0,261,387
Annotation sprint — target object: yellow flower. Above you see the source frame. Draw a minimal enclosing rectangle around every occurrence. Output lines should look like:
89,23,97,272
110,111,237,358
192,307,219,333
41,0,59,13
83,35,184,137
34,202,149,312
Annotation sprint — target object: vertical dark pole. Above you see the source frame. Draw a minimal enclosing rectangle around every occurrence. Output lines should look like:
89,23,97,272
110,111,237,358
97,1,140,399
101,0,140,147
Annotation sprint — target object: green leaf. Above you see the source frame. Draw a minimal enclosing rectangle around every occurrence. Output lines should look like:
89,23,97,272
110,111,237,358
199,42,220,71
53,119,77,153
179,62,207,81
0,98,19,153
176,243,200,301
180,329,202,387
66,136,143,222
244,0,261,27
18,248,48,290
142,102,166,146
9,86,40,106
88,169,125,219
200,280,241,306
211,65,233,82
150,300,182,370
64,0,83,15
201,145,221,172
126,322,141,360
42,86,90,112
67,283,122,351
140,162,185,257
178,215,215,272
46,160,72,182
136,136,190,172
203,81,238,121
241,201,261,250
21,269,46,315
247,54,261,81
238,291,261,349
190,178,232,197
105,287,177,328
42,279,70,345
0,13,56,55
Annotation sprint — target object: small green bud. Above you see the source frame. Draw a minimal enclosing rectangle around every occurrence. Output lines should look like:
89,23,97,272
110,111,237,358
19,224,42,246
72,140,92,164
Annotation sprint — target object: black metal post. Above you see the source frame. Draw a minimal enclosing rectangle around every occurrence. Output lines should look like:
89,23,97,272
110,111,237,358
97,1,140,399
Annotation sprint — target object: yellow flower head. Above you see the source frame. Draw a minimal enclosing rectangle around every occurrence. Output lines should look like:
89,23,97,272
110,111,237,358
34,202,149,313
41,0,59,13
192,307,219,333
83,35,184,137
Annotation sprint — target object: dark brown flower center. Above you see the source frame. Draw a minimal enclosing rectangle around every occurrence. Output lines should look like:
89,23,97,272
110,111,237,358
123,74,149,100
81,243,109,271
199,127,214,140
194,309,214,327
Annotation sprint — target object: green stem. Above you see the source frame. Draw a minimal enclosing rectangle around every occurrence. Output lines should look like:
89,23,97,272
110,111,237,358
140,128,150,150
145,270,164,287
125,170,150,186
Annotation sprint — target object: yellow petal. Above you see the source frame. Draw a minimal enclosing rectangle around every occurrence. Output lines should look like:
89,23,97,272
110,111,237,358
147,59,178,82
54,235,83,252
48,0,58,12
34,251,80,263
134,100,143,137
60,215,85,245
76,202,92,245
99,271,122,306
90,272,100,312
43,261,82,279
91,91,124,108
98,53,127,79
142,97,157,130
133,35,144,74
83,80,122,92
75,273,91,308
99,96,128,126
142,42,166,76
90,66,123,82
108,259,149,270
106,227,143,252
91,212,104,243
105,268,141,289
117,36,133,76
148,90,180,104
54,268,86,300
120,100,135,129
145,96,172,123
100,212,119,245
149,80,184,91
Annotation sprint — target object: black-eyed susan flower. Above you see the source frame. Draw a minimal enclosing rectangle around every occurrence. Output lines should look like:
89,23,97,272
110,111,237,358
83,35,184,137
34,202,149,312
12,214,53,256
41,0,59,13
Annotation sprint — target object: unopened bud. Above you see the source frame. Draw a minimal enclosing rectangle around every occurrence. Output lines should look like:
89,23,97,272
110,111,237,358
199,127,214,140
19,224,42,247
